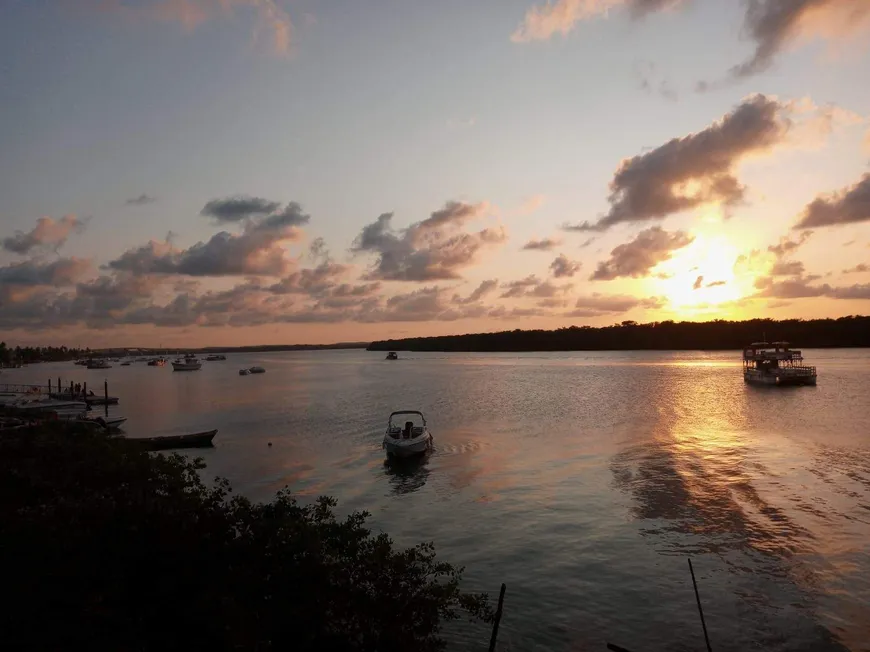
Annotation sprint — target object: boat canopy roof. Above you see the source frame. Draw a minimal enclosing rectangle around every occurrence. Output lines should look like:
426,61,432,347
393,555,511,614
388,410,426,424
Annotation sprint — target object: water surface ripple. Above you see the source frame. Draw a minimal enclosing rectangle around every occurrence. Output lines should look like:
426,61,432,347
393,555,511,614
11,350,870,651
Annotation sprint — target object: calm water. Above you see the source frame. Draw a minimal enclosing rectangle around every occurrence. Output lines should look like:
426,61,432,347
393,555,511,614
8,350,870,651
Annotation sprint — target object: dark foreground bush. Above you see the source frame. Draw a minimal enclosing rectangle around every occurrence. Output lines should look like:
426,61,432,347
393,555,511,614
0,425,491,651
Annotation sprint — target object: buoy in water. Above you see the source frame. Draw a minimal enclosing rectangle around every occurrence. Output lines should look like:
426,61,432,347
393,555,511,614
268,441,272,447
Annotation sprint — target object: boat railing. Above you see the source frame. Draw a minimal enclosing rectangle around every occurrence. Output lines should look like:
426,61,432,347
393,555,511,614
776,365,816,376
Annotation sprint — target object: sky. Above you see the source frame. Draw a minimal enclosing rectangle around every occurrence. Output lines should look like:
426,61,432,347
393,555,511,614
1,0,870,347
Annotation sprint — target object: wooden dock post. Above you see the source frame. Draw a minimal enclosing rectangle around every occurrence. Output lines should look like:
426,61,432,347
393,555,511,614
688,558,712,652
104,380,109,417
488,583,507,652
48,379,51,394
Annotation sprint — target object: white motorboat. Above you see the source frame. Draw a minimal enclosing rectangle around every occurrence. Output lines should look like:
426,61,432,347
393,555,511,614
383,410,433,458
172,355,202,371
9,395,88,417
86,359,112,369
743,341,817,386
386,351,398,360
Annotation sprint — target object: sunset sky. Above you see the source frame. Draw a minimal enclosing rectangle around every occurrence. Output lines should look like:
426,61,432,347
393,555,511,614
2,0,870,347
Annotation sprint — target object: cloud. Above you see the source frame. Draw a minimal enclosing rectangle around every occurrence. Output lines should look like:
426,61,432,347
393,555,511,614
522,237,562,251
516,195,547,215
768,230,812,257
351,201,505,282
499,275,541,298
770,260,806,276
634,60,678,101
591,227,694,280
550,254,582,278
0,257,92,288
569,293,664,317
200,195,283,223
565,95,790,231
754,274,870,300
3,215,87,254
125,194,157,206
107,228,298,278
94,0,294,54
107,199,310,277
692,275,704,290
844,263,869,274
794,173,870,229
453,279,499,305
530,280,573,298
267,262,350,296
706,280,726,288
728,0,870,80
511,0,686,42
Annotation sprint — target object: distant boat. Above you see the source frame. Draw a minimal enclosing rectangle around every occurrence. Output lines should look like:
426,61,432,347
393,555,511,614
383,410,433,458
127,429,217,451
386,351,398,360
239,366,265,375
147,357,166,367
743,341,817,386
171,355,202,371
120,361,131,366
205,354,226,361
86,359,112,369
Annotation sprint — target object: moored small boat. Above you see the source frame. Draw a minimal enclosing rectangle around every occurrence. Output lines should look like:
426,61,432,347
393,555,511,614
206,354,227,361
79,414,128,430
172,355,202,371
86,359,112,369
147,357,167,367
127,429,217,451
383,410,433,458
743,341,817,386
239,366,265,375
386,351,398,360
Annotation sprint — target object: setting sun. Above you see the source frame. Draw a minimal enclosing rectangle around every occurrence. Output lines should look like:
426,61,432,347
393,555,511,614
652,233,746,313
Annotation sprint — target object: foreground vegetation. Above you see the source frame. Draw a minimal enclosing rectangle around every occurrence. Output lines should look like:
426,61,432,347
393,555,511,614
368,316,870,352
0,426,491,651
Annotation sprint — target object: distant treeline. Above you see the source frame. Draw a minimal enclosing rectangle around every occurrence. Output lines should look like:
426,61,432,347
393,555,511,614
0,343,89,366
92,342,369,355
368,316,870,352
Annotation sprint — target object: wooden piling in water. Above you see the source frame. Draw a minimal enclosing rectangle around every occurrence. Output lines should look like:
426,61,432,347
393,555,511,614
688,558,712,652
488,583,506,652
104,380,109,417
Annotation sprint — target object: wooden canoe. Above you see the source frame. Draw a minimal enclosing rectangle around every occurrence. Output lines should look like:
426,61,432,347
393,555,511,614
128,429,217,451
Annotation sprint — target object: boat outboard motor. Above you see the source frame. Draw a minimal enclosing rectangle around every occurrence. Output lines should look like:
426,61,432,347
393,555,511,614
404,421,413,439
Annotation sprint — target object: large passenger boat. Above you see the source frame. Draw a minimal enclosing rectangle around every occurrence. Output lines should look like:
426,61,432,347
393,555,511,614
743,341,817,386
